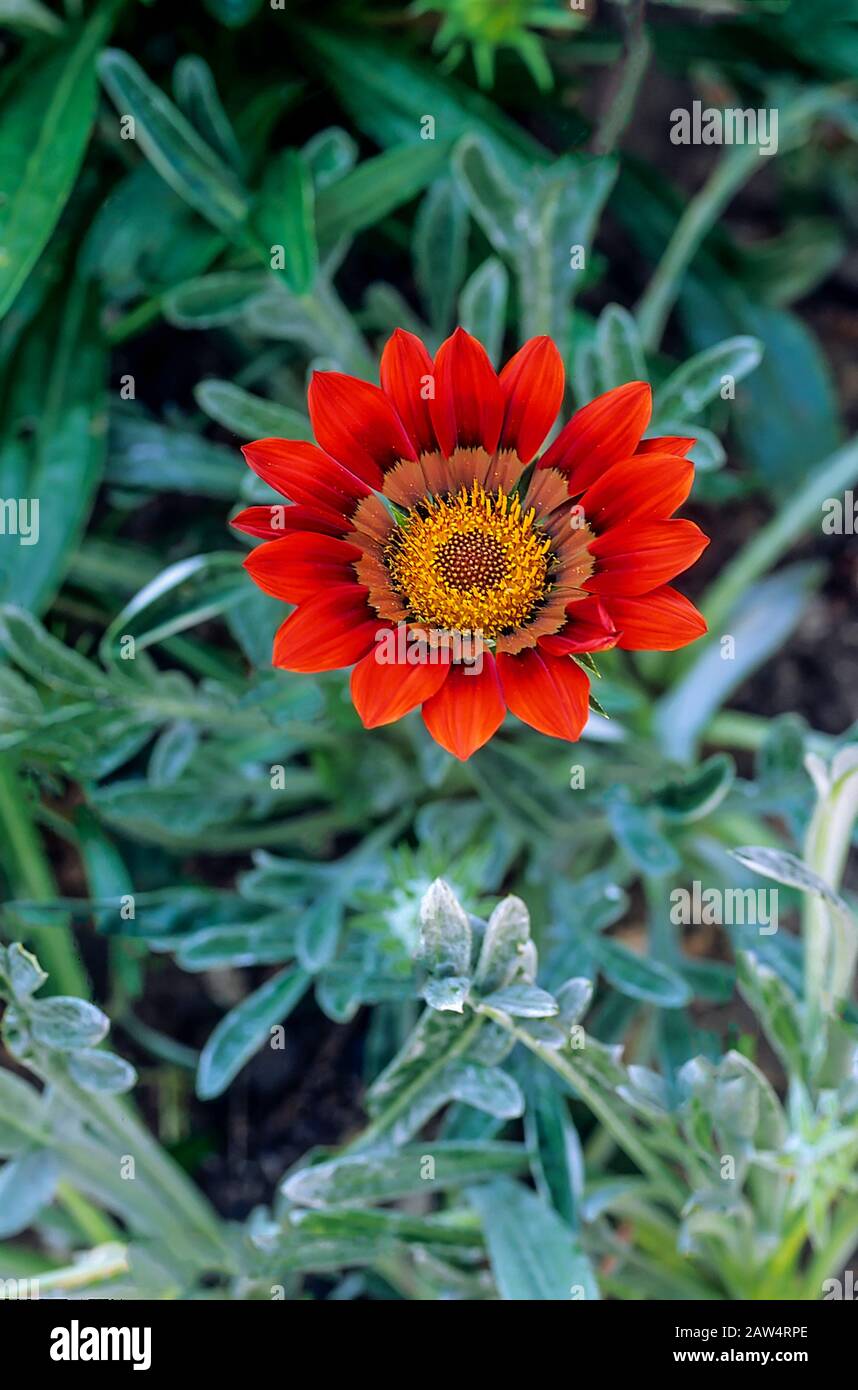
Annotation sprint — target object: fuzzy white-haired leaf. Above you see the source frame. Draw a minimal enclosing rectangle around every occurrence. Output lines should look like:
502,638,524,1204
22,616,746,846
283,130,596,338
419,879,472,980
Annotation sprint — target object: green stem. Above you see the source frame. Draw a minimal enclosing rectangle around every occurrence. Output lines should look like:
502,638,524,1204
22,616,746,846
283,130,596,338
0,755,89,997
56,1181,120,1246
591,0,650,157
477,1005,680,1208
803,761,858,1021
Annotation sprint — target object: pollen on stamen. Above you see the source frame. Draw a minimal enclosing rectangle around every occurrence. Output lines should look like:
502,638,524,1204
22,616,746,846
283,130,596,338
384,482,553,639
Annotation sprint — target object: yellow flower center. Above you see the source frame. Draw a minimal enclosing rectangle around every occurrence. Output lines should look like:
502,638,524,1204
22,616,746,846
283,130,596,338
385,481,552,638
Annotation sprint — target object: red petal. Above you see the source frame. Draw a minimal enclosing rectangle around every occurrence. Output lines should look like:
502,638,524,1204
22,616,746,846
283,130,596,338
581,453,694,530
351,643,450,728
605,586,707,651
499,336,565,463
497,649,589,742
231,505,348,540
380,329,437,457
421,654,506,760
430,327,504,458
308,372,415,486
538,596,619,655
587,519,710,597
539,382,652,490
244,533,362,604
272,585,378,672
636,436,695,458
241,439,371,522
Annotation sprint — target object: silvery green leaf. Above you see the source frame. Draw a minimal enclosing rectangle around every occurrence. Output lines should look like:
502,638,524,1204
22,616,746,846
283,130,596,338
283,1141,528,1208
731,847,851,916
556,977,594,1026
458,257,508,365
654,753,735,823
414,178,469,336
443,1061,524,1120
482,984,558,1018
475,894,531,993
595,938,691,1008
423,976,470,1014
736,952,804,1078
6,943,47,1000
29,997,109,1051
365,1008,468,1117
468,1179,600,1301
618,1065,671,1118
453,133,523,255
0,1148,59,1238
655,336,763,420
419,879,472,980
0,1070,51,1156
595,303,647,389
67,1048,137,1094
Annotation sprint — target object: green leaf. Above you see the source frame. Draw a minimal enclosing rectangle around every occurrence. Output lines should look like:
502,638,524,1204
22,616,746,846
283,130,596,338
253,149,317,293
299,25,542,172
176,919,296,971
475,895,531,993
148,722,199,788
303,127,358,190
459,257,508,365
315,143,451,246
0,1149,59,1238
296,893,342,973
6,944,46,1001
108,414,243,497
680,281,841,495
653,753,736,822
730,847,851,916
441,1061,524,1120
736,952,805,1077
194,379,312,441
482,984,558,1018
594,304,647,389
98,49,249,234
1,280,107,615
29,997,109,1051
67,1048,137,1094
524,1070,583,1228
419,879,472,981
655,336,763,420
468,1179,599,1300
423,976,471,1014
0,0,63,34
172,54,243,173
162,270,267,328
0,2,115,321
595,939,691,1008
0,1070,51,1156
0,606,108,698
606,800,680,876
283,1141,528,1207
413,179,469,336
453,134,522,256
196,966,310,1100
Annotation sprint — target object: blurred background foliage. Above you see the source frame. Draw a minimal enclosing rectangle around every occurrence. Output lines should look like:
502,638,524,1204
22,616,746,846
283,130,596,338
1,0,857,1300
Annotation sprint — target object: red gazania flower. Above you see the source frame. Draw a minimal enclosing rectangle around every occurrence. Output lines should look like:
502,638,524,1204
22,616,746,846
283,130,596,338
233,328,708,760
